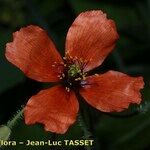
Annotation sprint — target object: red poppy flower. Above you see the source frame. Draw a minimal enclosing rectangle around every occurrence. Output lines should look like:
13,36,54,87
5,10,144,134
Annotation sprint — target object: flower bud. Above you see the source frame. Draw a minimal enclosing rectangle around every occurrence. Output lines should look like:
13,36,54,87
0,125,11,141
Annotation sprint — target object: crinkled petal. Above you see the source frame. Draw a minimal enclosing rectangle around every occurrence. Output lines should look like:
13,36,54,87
80,71,144,112
6,25,64,82
65,10,119,72
24,86,79,134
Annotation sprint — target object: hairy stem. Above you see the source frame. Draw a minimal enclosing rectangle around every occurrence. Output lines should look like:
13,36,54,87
78,112,93,150
7,107,24,129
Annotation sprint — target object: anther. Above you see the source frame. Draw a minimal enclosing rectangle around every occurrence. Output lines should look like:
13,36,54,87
82,76,86,80
62,73,65,78
95,74,99,76
65,87,70,92
80,58,83,62
75,56,77,59
75,77,82,81
65,51,69,55
77,70,81,73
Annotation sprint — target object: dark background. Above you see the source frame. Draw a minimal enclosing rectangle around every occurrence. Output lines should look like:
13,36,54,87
0,0,150,150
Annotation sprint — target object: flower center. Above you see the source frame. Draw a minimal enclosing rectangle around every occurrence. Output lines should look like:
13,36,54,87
60,63,87,92
52,56,89,92
68,64,81,78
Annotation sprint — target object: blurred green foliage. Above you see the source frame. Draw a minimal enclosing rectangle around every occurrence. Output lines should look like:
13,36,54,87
0,0,150,150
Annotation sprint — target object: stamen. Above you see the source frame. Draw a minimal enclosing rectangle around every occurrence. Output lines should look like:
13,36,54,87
65,87,70,92
52,61,66,70
78,70,81,73
82,76,86,80
65,51,69,55
62,73,65,78
80,58,83,62
95,74,99,76
75,77,82,81
63,57,66,60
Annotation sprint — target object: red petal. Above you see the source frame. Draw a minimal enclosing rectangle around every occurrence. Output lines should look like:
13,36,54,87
80,71,144,112
6,25,64,82
65,10,119,72
24,86,79,134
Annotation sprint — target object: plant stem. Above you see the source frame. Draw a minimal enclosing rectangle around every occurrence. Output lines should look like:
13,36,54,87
7,107,24,129
78,112,93,150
